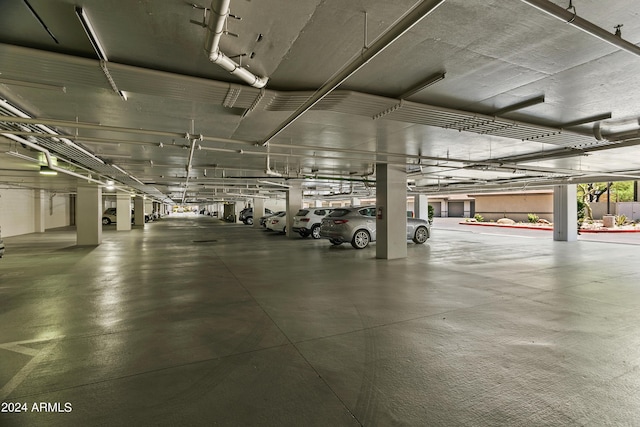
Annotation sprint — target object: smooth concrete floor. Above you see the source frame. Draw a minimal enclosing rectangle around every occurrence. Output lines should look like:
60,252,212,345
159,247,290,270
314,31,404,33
1,215,640,426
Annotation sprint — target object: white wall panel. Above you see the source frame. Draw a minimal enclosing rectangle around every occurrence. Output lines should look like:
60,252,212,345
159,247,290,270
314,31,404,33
45,193,71,230
0,188,36,237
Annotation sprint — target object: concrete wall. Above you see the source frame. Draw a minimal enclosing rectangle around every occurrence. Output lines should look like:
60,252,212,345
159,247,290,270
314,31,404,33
0,188,70,237
617,202,640,221
46,193,71,229
474,192,553,222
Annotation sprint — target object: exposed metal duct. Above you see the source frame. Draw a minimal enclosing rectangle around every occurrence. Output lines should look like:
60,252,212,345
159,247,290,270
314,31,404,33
205,0,268,88
519,0,640,58
260,0,447,146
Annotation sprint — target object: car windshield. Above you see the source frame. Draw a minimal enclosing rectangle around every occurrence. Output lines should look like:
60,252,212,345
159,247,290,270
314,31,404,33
358,207,376,217
295,209,309,216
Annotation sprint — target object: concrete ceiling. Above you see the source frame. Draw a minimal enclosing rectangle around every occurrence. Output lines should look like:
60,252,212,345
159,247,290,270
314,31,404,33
1,0,640,203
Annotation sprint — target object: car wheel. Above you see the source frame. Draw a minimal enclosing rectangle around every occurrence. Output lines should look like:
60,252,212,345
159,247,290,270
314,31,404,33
102,218,111,225
246,217,254,225
282,226,286,234
351,230,370,249
311,225,321,239
330,239,342,246
413,226,429,244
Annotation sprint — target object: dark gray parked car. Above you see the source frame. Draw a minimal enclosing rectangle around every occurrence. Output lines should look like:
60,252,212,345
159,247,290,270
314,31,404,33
319,206,430,249
239,207,272,225
0,226,5,258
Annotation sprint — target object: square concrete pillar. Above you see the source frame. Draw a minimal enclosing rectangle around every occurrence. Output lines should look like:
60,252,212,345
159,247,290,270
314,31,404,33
117,192,132,231
414,194,429,221
253,198,265,229
314,200,323,208
133,196,145,226
76,183,102,245
440,200,448,217
464,200,471,218
376,163,407,260
351,198,361,207
553,184,578,242
286,182,302,237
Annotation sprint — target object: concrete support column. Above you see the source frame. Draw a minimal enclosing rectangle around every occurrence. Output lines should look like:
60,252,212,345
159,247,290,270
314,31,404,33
133,196,145,226
314,200,323,208
34,189,46,233
464,200,471,218
76,182,102,245
376,163,407,260
145,199,153,217
351,197,361,207
253,198,265,229
553,184,578,242
414,194,429,221
286,182,302,237
440,200,448,217
116,192,132,231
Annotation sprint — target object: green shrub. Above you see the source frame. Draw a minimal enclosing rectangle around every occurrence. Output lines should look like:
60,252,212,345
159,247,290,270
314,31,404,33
474,213,484,222
577,199,586,220
527,213,539,223
615,215,627,226
428,205,434,223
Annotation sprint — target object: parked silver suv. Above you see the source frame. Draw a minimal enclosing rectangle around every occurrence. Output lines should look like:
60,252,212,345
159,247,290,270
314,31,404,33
319,206,430,249
292,208,333,239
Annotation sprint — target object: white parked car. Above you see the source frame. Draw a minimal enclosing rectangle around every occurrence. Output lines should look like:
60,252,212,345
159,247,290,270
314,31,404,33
266,212,287,233
292,208,333,239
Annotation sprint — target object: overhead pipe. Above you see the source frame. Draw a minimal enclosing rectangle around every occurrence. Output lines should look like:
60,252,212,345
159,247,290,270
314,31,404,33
519,0,640,58
205,0,268,88
261,0,447,145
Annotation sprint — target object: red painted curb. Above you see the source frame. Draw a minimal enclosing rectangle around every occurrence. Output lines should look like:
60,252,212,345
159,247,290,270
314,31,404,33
458,222,640,233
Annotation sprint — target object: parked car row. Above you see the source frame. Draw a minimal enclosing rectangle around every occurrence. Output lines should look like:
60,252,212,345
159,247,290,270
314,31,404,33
254,205,431,249
102,208,156,225
239,207,273,225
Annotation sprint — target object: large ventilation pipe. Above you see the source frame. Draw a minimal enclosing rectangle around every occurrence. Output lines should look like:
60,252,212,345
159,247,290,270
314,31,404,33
205,0,268,88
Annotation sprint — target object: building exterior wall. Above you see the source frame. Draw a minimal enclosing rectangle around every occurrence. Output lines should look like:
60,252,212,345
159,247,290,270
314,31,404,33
474,192,553,222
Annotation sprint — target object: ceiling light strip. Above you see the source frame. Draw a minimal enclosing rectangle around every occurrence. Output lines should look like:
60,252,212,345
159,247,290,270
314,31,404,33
75,7,108,60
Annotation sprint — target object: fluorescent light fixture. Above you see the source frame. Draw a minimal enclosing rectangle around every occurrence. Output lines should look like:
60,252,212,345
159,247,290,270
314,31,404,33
0,77,66,92
399,72,446,99
257,180,291,188
75,7,108,61
561,112,612,128
5,150,38,162
493,95,546,116
226,193,269,199
0,99,31,118
39,165,58,175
